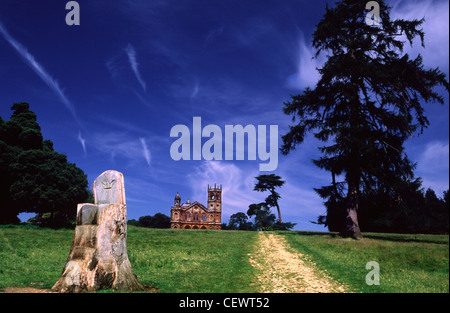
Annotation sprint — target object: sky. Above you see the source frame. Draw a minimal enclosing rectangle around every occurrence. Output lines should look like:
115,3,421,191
0,0,448,231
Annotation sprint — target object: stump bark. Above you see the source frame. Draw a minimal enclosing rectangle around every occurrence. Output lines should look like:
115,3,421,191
52,171,144,292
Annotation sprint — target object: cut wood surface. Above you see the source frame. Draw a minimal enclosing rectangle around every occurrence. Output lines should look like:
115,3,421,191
51,170,144,292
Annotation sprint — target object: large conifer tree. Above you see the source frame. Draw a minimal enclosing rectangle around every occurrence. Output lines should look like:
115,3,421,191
281,0,448,238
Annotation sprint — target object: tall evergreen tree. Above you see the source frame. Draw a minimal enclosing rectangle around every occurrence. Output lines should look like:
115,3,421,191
281,0,448,238
254,174,285,223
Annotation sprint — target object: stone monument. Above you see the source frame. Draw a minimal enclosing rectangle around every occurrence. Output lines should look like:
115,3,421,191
52,170,144,292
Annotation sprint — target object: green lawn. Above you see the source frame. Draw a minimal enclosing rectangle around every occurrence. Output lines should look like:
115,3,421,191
0,225,258,292
0,225,72,290
279,231,449,293
127,226,258,292
0,225,448,293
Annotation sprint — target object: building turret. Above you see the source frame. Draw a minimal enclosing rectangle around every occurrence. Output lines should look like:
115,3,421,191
174,192,181,206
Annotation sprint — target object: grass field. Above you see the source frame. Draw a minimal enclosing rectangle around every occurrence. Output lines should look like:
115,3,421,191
280,231,449,293
127,226,257,292
0,225,258,292
0,225,448,293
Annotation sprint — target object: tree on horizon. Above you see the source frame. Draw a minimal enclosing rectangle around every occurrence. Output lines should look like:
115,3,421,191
254,174,285,223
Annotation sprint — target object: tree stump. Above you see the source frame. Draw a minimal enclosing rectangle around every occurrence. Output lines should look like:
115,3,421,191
52,170,144,292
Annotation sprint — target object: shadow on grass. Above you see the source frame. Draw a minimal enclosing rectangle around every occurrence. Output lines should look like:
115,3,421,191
279,230,340,237
362,233,449,245
283,230,449,245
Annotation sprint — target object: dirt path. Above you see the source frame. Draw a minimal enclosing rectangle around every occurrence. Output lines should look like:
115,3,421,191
248,232,347,293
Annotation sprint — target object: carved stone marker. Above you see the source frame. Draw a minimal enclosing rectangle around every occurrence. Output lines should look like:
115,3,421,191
52,170,144,292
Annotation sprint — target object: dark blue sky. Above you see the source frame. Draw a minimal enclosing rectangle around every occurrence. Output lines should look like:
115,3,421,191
1,0,448,230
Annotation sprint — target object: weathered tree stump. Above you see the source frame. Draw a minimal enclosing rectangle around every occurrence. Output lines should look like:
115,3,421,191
52,170,144,292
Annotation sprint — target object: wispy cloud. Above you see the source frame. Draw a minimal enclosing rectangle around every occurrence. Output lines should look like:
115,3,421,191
0,21,79,123
105,57,120,81
139,137,151,167
133,90,151,108
90,132,140,164
77,131,87,155
416,141,449,195
286,33,324,90
88,131,153,168
190,81,200,99
187,161,263,218
106,45,150,107
392,0,449,72
125,43,147,92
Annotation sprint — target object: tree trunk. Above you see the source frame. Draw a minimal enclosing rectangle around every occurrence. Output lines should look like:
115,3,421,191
342,70,363,239
341,181,362,239
275,203,282,223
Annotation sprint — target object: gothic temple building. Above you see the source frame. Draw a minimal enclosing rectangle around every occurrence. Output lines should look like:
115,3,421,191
170,184,222,230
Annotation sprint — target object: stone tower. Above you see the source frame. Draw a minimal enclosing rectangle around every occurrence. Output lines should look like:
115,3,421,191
170,184,222,230
207,184,222,224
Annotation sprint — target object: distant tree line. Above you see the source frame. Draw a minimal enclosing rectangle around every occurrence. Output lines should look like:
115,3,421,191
223,174,297,231
222,208,296,231
128,213,171,228
315,178,449,234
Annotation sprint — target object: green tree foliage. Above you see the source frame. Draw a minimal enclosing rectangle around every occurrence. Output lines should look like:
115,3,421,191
281,0,449,238
226,212,254,230
0,103,89,227
128,213,171,228
247,203,276,231
314,176,449,234
245,203,296,231
242,174,296,231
